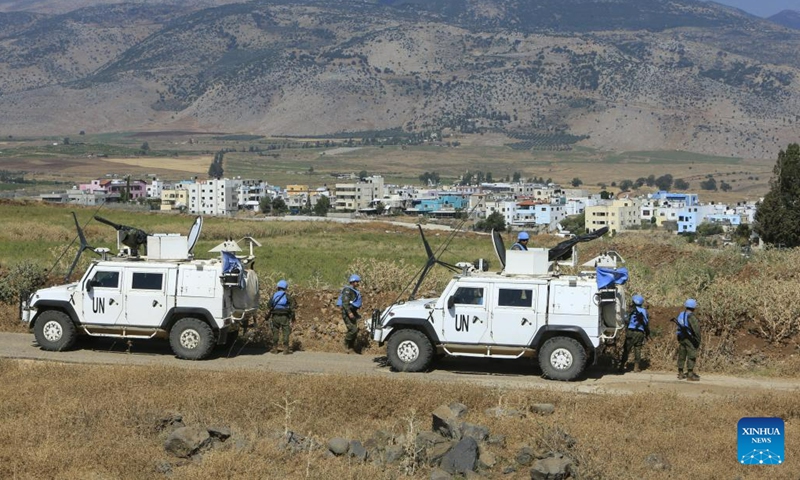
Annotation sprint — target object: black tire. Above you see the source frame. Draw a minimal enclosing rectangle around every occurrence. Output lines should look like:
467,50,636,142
538,336,587,381
169,317,215,360
387,329,433,372
33,310,77,352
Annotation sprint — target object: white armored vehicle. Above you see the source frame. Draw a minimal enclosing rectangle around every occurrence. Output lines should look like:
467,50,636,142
21,214,260,360
369,227,627,380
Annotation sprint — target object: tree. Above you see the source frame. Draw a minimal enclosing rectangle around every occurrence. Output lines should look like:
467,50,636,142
674,179,690,190
754,143,800,247
697,222,724,237
654,174,673,191
475,211,506,232
271,197,288,215
62,137,70,145
208,151,224,179
645,174,655,187
700,177,717,191
571,177,583,187
374,201,386,215
485,172,493,183
313,195,330,216
358,170,368,179
619,179,634,191
635,177,647,188
599,190,612,200
559,213,585,236
140,142,150,154
720,181,732,192
512,172,521,183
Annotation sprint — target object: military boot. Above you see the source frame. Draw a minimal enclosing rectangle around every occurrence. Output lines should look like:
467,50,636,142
677,371,686,380
687,372,700,382
633,362,641,373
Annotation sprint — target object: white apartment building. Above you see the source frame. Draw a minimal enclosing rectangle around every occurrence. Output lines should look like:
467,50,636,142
186,179,240,216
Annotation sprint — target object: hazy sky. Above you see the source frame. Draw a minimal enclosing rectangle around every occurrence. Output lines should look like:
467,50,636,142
710,0,800,17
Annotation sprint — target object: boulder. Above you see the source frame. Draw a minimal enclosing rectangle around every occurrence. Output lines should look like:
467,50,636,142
485,407,525,418
439,437,479,475
530,454,573,480
430,467,453,480
384,445,405,464
428,440,456,466
327,437,350,456
372,429,394,449
417,431,449,449
461,422,490,442
487,435,506,447
432,405,462,439
156,414,185,432
502,465,518,475
349,440,368,462
530,404,556,416
448,402,469,418
479,448,497,469
164,425,211,458
515,446,534,466
207,426,232,441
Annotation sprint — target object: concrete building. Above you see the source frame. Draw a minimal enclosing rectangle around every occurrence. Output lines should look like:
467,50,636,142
585,198,642,233
186,179,240,216
79,179,147,200
334,175,384,211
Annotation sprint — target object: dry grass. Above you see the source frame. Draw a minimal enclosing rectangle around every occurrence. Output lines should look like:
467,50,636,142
0,359,797,479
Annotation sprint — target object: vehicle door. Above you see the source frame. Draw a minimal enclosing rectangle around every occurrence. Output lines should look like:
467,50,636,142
124,268,171,327
485,284,538,346
82,267,124,325
442,285,489,344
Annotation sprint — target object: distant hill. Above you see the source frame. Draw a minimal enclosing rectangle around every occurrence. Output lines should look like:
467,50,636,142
769,9,800,29
0,0,799,158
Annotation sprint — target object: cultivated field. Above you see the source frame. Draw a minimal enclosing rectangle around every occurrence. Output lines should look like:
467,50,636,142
0,132,776,202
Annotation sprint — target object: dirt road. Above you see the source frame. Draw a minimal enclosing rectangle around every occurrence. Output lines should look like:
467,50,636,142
1,332,797,397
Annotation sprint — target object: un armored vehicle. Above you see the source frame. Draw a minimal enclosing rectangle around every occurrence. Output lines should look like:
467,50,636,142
370,227,627,381
20,214,260,360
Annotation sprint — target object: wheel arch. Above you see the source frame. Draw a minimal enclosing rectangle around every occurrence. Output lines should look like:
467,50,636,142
30,301,80,330
161,307,217,333
384,317,440,346
531,325,595,358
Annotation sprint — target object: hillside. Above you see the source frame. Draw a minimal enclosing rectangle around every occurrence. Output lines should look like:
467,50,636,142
769,9,800,29
0,0,799,158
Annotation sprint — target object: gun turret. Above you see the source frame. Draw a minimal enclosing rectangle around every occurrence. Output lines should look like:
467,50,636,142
94,215,149,256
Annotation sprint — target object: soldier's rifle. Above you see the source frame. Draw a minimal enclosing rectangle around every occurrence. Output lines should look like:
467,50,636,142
670,316,699,348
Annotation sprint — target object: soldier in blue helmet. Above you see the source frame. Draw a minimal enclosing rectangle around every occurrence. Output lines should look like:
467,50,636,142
511,231,530,251
337,274,363,353
675,298,701,381
268,279,297,354
619,294,650,373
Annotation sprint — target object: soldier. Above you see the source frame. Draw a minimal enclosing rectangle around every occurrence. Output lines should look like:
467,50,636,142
676,298,701,381
511,231,529,251
338,274,362,354
619,294,650,373
269,279,297,355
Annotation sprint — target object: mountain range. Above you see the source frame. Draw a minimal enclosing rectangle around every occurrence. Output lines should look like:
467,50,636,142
1,0,799,158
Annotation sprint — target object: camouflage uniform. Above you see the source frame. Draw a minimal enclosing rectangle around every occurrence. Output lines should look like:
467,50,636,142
677,311,701,379
269,290,297,353
340,285,361,350
620,305,650,372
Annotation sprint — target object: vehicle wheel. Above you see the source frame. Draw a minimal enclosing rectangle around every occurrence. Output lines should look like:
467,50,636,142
538,336,586,381
387,329,433,372
169,318,215,360
33,310,77,352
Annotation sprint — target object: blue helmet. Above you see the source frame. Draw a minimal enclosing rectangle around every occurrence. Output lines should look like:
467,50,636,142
277,279,288,289
518,232,530,241
684,298,697,309
632,294,644,306
349,274,361,283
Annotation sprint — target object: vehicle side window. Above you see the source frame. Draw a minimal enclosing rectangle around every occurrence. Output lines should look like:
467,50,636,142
92,271,119,288
453,287,484,305
132,272,163,291
498,288,533,308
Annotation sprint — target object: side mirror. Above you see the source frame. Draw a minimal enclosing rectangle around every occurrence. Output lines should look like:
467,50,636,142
447,296,455,309
87,279,100,291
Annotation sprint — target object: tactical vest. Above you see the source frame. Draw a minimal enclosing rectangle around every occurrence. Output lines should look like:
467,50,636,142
271,291,289,310
511,242,528,251
336,286,362,308
676,311,691,336
627,306,648,331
